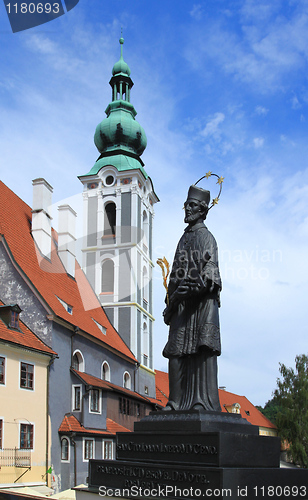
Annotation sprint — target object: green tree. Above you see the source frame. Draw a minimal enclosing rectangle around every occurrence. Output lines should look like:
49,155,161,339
256,395,282,425
274,354,308,468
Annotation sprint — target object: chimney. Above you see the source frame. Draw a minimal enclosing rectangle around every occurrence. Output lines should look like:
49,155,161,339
58,205,77,277
32,178,53,258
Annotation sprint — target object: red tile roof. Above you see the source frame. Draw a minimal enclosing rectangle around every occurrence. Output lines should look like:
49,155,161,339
154,369,169,407
72,369,151,403
155,370,276,430
0,301,57,356
0,181,136,363
219,389,276,430
59,414,130,435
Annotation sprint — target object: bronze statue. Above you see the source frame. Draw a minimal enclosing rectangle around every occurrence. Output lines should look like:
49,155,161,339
162,182,222,412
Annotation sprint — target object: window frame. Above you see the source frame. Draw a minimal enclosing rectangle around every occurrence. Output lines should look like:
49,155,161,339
20,362,34,391
101,361,110,382
103,439,114,460
10,310,19,329
72,349,85,372
20,422,34,450
83,438,95,462
61,436,70,462
101,259,115,295
0,418,3,449
0,356,5,385
123,371,131,390
89,388,101,414
72,384,82,412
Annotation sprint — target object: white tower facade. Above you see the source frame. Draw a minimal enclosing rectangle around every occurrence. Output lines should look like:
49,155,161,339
79,39,158,396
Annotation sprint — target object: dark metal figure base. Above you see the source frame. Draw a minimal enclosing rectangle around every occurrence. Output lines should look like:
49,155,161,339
134,409,259,434
88,411,308,499
89,460,308,499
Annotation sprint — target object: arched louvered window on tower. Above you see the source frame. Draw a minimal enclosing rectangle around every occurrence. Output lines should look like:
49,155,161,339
142,266,148,310
103,202,116,239
142,210,148,253
101,259,114,295
143,322,149,367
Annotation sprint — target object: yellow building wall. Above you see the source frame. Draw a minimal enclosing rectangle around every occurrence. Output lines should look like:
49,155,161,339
0,343,50,486
259,426,278,437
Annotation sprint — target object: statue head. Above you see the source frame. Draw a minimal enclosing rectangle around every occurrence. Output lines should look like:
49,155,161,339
184,185,210,224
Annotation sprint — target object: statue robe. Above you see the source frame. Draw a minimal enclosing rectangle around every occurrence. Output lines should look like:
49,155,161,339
163,222,222,411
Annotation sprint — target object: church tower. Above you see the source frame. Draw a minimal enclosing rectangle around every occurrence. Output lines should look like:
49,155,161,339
79,38,158,396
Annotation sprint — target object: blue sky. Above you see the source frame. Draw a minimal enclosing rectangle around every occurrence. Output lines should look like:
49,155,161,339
1,0,308,406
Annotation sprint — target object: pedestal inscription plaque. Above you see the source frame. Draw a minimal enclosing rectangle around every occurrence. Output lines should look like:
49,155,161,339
117,431,281,468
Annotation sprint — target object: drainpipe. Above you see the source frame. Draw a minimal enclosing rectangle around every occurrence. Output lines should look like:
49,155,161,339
133,362,139,393
81,386,90,427
71,327,79,367
71,433,77,487
46,355,57,486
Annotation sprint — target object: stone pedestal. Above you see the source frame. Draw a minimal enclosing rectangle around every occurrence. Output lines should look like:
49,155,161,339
88,410,308,499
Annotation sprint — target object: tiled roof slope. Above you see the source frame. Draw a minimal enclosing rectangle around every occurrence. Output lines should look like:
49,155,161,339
59,414,130,435
0,301,57,356
0,181,135,362
155,369,169,406
219,389,276,430
155,370,276,430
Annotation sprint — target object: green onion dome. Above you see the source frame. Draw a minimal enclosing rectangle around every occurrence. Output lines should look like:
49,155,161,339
94,37,147,157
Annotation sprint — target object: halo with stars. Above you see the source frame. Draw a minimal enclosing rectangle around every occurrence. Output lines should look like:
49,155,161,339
194,171,224,210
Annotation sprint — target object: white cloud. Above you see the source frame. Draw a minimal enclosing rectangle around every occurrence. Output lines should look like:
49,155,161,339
253,137,264,148
291,94,301,109
189,4,203,21
255,105,269,116
201,112,225,139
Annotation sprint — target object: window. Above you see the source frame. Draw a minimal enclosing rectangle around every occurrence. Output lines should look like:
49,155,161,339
142,210,149,249
10,311,19,328
104,202,116,237
20,423,33,449
72,350,84,372
90,389,100,413
93,319,107,335
103,440,113,460
135,403,145,419
0,357,5,385
73,385,81,411
142,267,148,308
123,372,131,390
61,437,70,462
101,260,114,294
105,175,115,186
56,296,73,315
20,362,34,390
101,361,110,382
119,397,131,415
143,322,149,367
84,439,94,461
0,419,3,449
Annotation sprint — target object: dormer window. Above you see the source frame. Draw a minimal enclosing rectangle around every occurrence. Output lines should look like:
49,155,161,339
0,304,22,330
56,296,73,315
10,311,19,328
